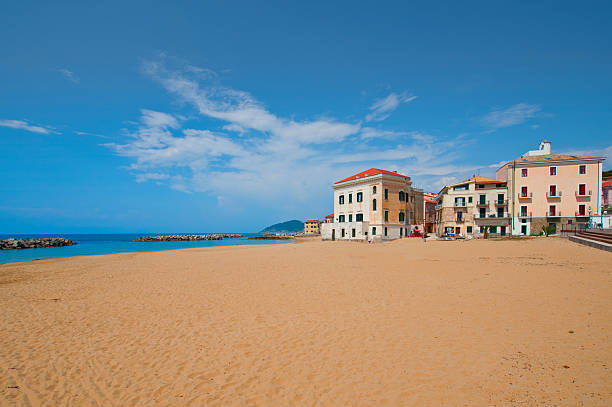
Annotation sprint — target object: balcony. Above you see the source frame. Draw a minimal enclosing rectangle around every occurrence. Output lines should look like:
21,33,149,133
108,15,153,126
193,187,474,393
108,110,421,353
546,191,562,199
575,190,592,198
495,200,508,206
476,200,489,207
575,211,588,217
474,214,511,225
453,202,467,208
519,211,532,218
546,211,562,217
517,192,533,199
455,218,465,223
474,214,509,219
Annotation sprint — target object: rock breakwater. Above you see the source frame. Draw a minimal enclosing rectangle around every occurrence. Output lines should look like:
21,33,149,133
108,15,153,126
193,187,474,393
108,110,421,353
134,234,243,242
0,238,76,250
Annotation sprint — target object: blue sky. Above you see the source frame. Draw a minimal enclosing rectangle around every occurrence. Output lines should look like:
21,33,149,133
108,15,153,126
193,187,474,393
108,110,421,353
1,1,611,233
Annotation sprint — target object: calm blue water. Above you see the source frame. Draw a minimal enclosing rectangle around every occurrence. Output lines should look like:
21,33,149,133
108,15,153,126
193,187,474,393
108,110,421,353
0,233,295,264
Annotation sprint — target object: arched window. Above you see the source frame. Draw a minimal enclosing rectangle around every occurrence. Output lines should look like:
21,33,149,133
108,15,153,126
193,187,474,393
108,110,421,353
399,191,405,201
372,199,377,211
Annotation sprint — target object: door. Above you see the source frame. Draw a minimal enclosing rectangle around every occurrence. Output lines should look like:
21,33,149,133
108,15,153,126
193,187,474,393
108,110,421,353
332,229,335,241
501,226,506,236
521,225,527,235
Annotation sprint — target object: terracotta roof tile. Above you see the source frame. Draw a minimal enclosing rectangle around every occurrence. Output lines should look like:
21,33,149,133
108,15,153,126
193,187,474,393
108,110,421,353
335,168,408,184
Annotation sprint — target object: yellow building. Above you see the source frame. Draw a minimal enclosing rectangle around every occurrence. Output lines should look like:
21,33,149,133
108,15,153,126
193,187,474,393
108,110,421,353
304,219,321,234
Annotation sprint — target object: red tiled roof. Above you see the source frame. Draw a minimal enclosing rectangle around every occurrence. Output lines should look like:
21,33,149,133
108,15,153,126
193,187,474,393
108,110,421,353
335,168,408,184
305,219,319,223
603,180,612,188
325,213,334,218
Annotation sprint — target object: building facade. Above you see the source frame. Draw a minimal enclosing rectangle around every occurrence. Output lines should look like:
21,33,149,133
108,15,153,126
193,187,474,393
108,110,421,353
603,177,612,214
321,168,424,241
495,141,606,235
304,219,321,234
423,192,437,235
435,176,509,237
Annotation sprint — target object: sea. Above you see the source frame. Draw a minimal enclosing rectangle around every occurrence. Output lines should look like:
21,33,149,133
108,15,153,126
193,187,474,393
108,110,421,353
0,233,295,264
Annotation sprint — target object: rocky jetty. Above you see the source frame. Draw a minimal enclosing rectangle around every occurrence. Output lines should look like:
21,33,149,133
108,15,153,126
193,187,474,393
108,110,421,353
134,234,243,242
0,237,76,250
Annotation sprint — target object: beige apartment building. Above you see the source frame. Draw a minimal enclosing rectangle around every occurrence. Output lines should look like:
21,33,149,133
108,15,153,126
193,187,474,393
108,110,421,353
496,141,606,235
321,168,424,241
304,219,320,234
435,176,510,237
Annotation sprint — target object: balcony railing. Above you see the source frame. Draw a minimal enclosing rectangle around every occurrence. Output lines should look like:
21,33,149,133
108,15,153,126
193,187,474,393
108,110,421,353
474,214,509,219
575,190,592,197
495,200,507,206
546,191,562,198
455,218,465,223
453,202,467,208
476,200,489,207
575,211,588,217
519,211,532,218
546,211,562,217
518,192,533,199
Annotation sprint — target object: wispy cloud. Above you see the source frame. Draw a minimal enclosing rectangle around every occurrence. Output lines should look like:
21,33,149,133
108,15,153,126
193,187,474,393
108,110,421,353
107,59,479,207
58,68,79,84
481,103,541,131
0,119,56,134
561,145,612,170
365,92,417,122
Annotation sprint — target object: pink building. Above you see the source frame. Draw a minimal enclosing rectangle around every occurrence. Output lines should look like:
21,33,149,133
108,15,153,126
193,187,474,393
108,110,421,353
496,141,606,235
603,177,612,213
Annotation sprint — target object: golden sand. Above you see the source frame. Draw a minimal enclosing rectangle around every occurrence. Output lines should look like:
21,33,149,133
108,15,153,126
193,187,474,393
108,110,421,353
1,238,610,406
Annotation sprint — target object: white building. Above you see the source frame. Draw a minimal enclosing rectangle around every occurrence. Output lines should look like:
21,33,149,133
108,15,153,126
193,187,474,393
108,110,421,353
321,168,424,241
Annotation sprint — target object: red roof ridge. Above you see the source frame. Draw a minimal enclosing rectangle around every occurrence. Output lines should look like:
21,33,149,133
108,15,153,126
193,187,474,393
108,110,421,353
335,168,408,184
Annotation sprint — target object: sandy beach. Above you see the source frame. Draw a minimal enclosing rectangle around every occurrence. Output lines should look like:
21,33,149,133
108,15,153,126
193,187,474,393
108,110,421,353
0,237,610,406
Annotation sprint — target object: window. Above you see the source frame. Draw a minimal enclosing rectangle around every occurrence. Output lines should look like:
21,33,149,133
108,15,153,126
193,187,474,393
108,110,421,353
399,191,405,201
384,189,388,200
479,194,486,204
339,195,344,204
497,207,504,218
348,193,352,204
356,213,363,222
548,205,556,216
578,184,586,196
521,186,528,197
477,184,485,189
356,192,363,202
384,227,388,236
457,212,463,221
467,226,473,234
372,199,377,211
399,212,405,222
352,229,356,237
455,197,466,206
372,227,377,235
384,210,389,222
521,205,528,216
338,215,345,222
373,186,377,194
579,165,586,175
550,166,557,176
549,185,557,197
468,197,473,203
479,207,486,218
453,184,469,191
496,183,504,188
577,204,586,216
498,193,504,204
348,214,353,222
521,168,528,177
490,226,497,234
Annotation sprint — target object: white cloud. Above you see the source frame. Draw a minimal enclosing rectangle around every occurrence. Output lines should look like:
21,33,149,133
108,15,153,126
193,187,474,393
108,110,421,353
108,60,480,207
0,119,56,134
481,103,541,130
58,68,79,84
561,145,612,170
488,160,507,168
365,92,417,122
